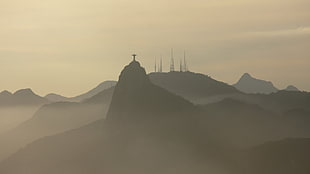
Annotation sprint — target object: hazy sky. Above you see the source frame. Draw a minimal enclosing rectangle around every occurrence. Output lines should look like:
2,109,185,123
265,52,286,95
0,0,309,96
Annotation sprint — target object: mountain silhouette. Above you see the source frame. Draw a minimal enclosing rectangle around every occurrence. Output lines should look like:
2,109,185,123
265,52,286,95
199,98,287,147
44,93,70,102
45,81,117,102
0,89,48,107
106,60,194,124
284,85,300,91
0,86,114,162
45,71,240,105
0,89,47,134
0,60,309,174
233,73,278,94
232,90,310,114
0,90,12,98
0,60,211,174
149,71,240,104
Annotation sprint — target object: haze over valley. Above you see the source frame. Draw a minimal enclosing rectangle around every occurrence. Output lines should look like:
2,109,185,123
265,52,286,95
0,0,309,173
0,57,309,173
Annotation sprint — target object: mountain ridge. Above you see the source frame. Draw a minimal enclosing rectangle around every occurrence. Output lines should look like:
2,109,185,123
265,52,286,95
0,88,48,107
44,81,117,102
233,73,278,94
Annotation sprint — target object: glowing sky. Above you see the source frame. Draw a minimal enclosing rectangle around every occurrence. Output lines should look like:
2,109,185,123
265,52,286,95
0,0,309,96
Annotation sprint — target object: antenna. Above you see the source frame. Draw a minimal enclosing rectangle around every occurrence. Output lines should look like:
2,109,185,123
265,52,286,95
180,58,183,72
170,48,175,72
155,58,157,72
160,56,163,72
183,51,187,72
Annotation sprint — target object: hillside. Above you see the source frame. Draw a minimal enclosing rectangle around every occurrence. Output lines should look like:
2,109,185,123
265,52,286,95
149,71,240,103
243,138,310,174
0,87,113,162
45,81,117,102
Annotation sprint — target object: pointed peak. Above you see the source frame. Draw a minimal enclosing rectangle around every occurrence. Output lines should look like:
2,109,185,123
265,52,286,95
241,73,252,78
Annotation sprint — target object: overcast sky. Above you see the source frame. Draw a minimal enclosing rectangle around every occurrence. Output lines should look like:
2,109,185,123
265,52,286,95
0,0,309,96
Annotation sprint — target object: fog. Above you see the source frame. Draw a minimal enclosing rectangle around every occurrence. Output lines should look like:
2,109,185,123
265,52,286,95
0,106,42,134
0,60,309,173
0,102,109,162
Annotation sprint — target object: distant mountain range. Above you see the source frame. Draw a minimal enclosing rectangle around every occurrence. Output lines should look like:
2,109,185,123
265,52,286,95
0,89,48,107
0,85,114,162
0,73,302,107
45,81,117,102
44,72,301,105
46,73,239,104
234,73,300,94
0,60,309,174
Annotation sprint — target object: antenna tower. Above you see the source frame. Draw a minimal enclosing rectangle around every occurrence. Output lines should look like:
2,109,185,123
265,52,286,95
183,51,187,72
170,49,175,72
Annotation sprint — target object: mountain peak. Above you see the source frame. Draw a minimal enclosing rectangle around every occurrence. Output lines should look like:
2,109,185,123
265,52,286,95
0,90,12,96
117,60,149,91
241,73,252,79
234,73,278,94
13,88,36,96
284,85,300,92
106,59,193,123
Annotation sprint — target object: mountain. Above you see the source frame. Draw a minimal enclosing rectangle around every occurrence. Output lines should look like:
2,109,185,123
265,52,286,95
199,99,285,147
44,93,70,102
0,60,217,174
149,71,240,104
71,80,117,102
0,86,113,162
284,85,300,91
0,89,48,133
48,71,240,105
0,89,48,107
106,61,194,123
233,73,278,94
0,90,12,99
231,90,310,114
45,81,117,102
0,60,309,174
0,106,40,134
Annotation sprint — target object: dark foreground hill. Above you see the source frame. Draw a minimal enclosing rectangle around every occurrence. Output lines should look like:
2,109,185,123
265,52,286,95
0,60,309,174
243,138,310,174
